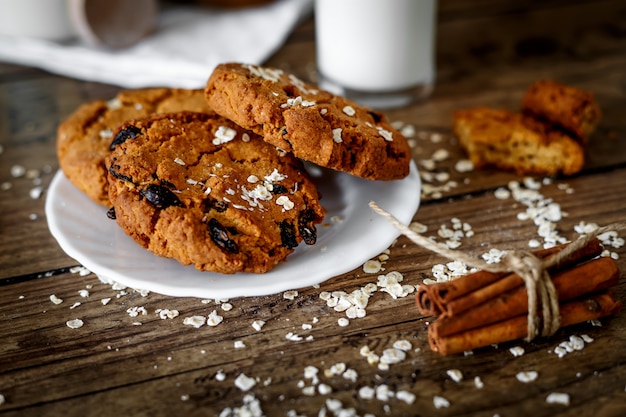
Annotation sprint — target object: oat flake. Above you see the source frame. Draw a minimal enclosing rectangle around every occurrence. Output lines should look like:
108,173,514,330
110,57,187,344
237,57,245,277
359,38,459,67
234,373,257,391
50,294,63,305
546,392,570,406
66,319,84,329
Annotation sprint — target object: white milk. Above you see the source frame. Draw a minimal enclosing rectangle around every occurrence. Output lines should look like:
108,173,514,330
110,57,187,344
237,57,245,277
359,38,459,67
315,0,436,106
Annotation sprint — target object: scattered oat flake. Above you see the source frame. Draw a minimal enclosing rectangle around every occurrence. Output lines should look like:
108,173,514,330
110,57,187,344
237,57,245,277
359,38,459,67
157,309,179,319
11,165,26,177
183,315,206,328
432,148,449,162
50,294,63,305
509,346,525,357
101,298,112,305
516,371,538,383
433,395,450,409
318,383,332,395
234,373,257,391
494,187,510,200
127,306,147,317
363,259,382,274
359,386,375,400
397,390,416,404
29,186,44,199
207,310,224,326
393,340,412,351
447,369,463,382
474,376,484,389
286,332,303,341
234,340,246,349
380,348,406,365
337,318,350,327
455,159,474,173
546,392,570,406
66,319,84,329
283,290,298,300
252,320,266,331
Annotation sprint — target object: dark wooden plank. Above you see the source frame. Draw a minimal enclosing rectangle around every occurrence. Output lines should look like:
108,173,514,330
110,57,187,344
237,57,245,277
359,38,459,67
1,167,624,415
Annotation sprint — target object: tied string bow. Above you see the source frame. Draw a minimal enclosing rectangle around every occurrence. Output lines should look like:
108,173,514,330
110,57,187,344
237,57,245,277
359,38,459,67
369,201,626,341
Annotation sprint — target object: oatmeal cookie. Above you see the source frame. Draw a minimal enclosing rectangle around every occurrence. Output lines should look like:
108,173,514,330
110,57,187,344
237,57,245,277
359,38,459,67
57,88,212,206
453,107,584,176
205,63,411,180
521,80,601,143
106,112,325,274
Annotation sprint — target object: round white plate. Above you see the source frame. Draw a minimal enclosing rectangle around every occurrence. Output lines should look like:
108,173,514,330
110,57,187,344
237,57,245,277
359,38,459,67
46,162,420,298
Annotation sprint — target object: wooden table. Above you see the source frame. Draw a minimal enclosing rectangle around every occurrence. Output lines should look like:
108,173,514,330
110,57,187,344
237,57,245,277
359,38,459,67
1,1,625,415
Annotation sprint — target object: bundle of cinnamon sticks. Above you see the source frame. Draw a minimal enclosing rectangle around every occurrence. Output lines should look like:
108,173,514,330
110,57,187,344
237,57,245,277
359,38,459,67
417,239,622,356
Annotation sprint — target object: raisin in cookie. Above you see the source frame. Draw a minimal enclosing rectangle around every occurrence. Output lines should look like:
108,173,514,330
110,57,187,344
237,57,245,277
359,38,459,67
106,112,325,274
205,63,411,180
57,88,212,206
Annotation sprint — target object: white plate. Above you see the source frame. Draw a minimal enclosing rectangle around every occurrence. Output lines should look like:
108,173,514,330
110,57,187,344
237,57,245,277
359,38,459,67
46,162,420,298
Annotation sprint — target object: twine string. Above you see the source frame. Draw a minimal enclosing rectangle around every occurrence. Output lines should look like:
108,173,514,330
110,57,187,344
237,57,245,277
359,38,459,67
369,201,626,341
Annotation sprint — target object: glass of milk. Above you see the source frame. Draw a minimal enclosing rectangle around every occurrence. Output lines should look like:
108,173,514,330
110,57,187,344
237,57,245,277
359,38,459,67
315,0,437,109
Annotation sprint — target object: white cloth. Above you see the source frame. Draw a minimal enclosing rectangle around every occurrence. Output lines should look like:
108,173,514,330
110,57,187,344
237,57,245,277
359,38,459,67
0,0,312,88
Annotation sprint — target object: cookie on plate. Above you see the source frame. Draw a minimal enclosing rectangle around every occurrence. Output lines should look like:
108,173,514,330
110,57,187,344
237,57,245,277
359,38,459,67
453,107,584,176
57,88,212,206
205,63,411,180
106,112,325,274
521,80,601,143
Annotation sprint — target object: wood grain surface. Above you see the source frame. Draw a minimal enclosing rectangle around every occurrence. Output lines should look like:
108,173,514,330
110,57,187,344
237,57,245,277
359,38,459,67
1,1,625,416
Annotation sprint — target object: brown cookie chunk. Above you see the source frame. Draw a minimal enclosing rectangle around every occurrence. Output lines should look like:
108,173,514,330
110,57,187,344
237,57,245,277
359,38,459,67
106,112,325,274
205,63,411,180
521,80,601,143
453,107,584,176
57,88,212,206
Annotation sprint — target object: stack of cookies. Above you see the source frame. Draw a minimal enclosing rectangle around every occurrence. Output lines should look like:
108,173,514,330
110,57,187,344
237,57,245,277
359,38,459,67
57,63,412,274
452,80,601,176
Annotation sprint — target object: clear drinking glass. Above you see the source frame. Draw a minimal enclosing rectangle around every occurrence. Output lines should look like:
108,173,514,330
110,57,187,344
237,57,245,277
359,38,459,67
315,0,437,109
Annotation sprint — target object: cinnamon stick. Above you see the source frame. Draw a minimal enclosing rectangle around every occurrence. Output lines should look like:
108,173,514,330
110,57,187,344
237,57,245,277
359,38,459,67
416,238,603,316
429,292,623,356
430,256,619,338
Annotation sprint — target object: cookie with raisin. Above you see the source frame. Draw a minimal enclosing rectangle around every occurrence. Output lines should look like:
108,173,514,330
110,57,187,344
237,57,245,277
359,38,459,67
57,88,212,206
106,112,325,274
205,63,411,180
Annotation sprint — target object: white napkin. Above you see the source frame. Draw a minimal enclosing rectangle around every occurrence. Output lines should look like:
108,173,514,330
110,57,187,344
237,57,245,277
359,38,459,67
0,0,313,88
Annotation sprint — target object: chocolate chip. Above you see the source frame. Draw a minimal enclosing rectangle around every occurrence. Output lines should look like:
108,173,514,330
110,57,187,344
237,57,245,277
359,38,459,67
279,220,298,249
208,218,239,253
106,207,116,219
139,184,184,209
110,125,142,150
298,209,318,245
